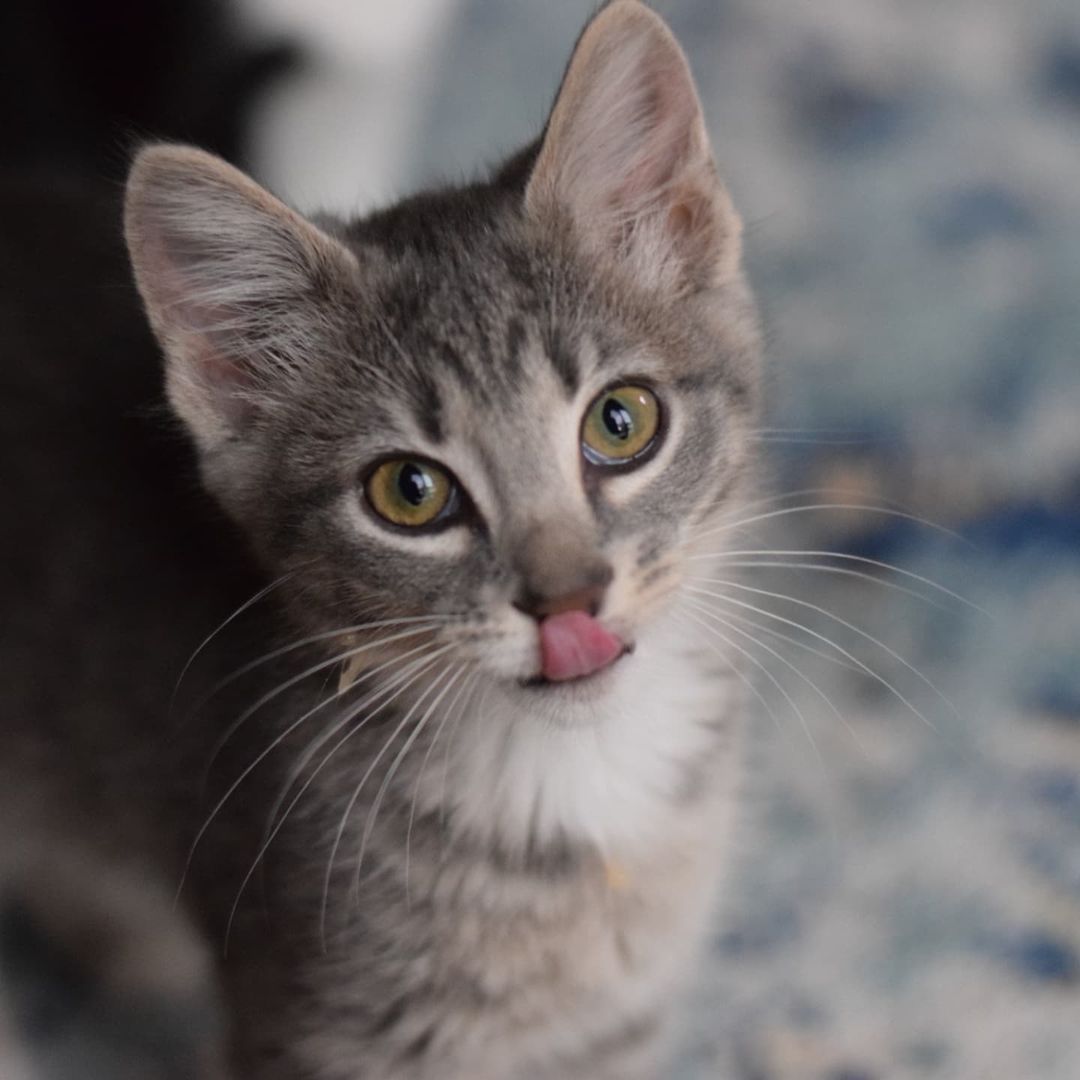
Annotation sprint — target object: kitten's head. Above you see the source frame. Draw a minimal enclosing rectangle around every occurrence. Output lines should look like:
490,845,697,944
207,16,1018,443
125,0,760,716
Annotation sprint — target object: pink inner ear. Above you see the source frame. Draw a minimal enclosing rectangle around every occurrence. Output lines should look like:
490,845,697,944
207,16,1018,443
623,79,695,201
190,343,259,430
149,230,264,431
523,6,737,289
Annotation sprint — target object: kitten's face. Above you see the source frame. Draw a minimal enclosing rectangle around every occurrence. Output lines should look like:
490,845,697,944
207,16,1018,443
240,222,756,703
125,0,760,714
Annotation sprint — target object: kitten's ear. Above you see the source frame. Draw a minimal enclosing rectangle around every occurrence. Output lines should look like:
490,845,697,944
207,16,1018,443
124,145,357,448
525,0,741,292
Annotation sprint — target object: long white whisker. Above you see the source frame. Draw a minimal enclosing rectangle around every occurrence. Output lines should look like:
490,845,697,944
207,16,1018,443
751,433,880,446
320,661,454,949
189,614,457,719
201,622,446,786
696,559,948,612
750,427,874,436
439,671,488,834
354,664,470,904
679,604,821,759
706,604,866,676
180,635,450,903
685,583,943,729
671,608,788,736
690,549,989,616
405,666,479,907
692,502,971,547
244,645,447,926
222,648,449,954
692,577,957,715
695,485,914,523
688,600,868,755
170,569,300,722
258,641,443,846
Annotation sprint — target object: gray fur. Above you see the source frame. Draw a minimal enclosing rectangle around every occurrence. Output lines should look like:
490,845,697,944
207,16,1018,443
2,3,762,1077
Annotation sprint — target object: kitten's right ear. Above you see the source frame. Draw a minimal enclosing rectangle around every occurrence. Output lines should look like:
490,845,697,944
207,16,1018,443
124,145,358,449
525,0,741,294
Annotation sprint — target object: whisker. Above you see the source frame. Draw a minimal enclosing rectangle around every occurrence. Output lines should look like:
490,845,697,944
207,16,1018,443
440,671,489,833
320,661,455,949
180,635,451,904
246,641,444,922
691,502,971,547
169,568,301,722
685,582,943,729
259,640,451,843
750,426,877,436
696,484,914,521
679,604,821,758
698,559,948,612
690,548,989,616
688,600,868,755
705,604,867,676
691,577,957,715
671,608,787,736
201,622,447,787
354,663,471,905
405,666,480,907
222,648,449,954
751,434,880,446
188,614,458,722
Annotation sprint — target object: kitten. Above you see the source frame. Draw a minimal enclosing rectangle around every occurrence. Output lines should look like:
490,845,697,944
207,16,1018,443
2,2,761,1077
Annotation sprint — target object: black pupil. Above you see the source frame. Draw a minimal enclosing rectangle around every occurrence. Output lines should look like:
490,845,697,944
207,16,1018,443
397,464,432,506
602,398,633,441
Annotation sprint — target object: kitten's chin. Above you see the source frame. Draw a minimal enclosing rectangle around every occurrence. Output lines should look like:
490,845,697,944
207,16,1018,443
512,642,635,719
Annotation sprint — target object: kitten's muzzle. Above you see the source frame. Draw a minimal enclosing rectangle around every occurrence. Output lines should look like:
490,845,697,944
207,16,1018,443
508,527,621,683
508,520,613,622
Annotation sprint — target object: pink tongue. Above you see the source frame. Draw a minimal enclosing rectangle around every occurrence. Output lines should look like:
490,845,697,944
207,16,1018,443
539,610,624,683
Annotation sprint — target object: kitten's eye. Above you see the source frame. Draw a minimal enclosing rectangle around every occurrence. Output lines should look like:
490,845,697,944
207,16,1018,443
582,385,660,465
366,459,453,528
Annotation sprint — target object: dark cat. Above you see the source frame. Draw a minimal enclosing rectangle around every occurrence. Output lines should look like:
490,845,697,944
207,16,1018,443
0,0,291,179
1,3,761,1076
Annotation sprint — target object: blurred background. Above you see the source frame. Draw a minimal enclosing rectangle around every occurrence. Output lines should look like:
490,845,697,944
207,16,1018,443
2,1,1078,1077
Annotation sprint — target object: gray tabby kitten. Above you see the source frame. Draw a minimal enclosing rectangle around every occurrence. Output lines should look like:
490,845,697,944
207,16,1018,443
3,2,761,1077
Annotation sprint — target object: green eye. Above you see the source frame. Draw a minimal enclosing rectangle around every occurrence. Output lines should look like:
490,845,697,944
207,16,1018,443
366,459,452,528
582,385,660,464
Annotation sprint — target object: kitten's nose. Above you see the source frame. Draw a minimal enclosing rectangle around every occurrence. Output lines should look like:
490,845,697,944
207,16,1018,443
509,519,613,621
512,565,613,622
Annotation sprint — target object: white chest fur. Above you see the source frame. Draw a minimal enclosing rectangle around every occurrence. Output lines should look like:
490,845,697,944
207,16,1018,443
437,611,740,860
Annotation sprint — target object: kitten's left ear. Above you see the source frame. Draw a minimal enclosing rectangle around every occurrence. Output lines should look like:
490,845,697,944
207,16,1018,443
525,0,741,293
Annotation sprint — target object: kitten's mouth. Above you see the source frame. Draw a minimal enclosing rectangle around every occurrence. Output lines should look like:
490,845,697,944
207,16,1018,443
522,610,631,688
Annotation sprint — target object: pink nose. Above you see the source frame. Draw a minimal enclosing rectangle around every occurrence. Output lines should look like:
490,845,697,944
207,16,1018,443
538,610,625,682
